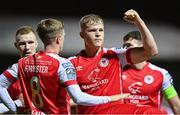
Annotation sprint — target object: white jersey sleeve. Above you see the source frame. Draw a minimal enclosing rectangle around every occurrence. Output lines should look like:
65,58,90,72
3,63,18,80
110,47,128,67
0,63,19,113
149,63,173,91
0,74,17,112
58,59,76,82
162,70,173,91
0,103,9,113
0,99,23,113
66,85,111,105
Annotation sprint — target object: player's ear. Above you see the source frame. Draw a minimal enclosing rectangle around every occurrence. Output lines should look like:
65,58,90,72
80,32,84,39
14,42,18,49
56,35,63,44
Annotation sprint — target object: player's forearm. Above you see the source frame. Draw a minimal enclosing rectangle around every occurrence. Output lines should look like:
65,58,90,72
0,103,9,113
173,106,180,114
0,87,17,112
67,85,111,105
0,75,17,112
136,20,158,57
168,96,180,114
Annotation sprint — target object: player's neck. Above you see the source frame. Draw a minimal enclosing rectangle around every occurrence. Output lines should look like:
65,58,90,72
132,61,147,69
84,46,101,57
45,44,60,54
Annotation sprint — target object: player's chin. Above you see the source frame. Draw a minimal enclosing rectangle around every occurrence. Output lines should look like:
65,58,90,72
95,42,103,47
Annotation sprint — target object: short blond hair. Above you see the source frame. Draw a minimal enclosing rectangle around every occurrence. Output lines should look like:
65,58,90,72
16,26,35,36
36,18,64,44
80,14,104,29
15,26,36,42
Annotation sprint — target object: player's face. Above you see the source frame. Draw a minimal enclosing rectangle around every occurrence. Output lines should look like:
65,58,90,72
123,37,142,49
15,32,38,57
81,24,104,49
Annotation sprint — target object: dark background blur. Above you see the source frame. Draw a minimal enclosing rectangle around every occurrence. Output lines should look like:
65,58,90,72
0,0,180,92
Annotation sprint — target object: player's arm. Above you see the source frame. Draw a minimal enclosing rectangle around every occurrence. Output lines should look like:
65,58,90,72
163,86,180,114
0,74,17,113
123,9,158,64
0,99,24,113
0,63,20,113
59,61,130,105
66,85,129,105
70,98,77,107
162,70,180,114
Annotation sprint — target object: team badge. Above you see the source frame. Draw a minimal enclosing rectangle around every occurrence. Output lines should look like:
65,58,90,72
144,75,154,84
100,57,109,67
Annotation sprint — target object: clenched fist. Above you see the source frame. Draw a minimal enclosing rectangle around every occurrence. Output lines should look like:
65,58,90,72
123,9,143,25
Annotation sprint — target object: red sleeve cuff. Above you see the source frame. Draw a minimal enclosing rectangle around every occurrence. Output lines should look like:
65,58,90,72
2,71,16,81
63,80,78,87
126,49,133,65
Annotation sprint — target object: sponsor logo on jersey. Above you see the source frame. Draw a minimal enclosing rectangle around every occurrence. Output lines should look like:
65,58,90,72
82,68,109,91
128,82,142,94
81,79,109,91
144,75,154,84
66,68,76,80
128,95,149,100
62,62,73,68
100,57,109,67
88,68,100,82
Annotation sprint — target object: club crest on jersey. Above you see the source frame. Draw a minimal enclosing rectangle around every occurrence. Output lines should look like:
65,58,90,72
66,68,76,80
144,75,154,84
100,57,109,67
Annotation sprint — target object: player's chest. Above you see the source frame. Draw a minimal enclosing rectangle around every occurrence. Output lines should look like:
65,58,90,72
122,71,163,94
75,56,120,84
